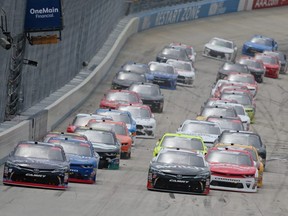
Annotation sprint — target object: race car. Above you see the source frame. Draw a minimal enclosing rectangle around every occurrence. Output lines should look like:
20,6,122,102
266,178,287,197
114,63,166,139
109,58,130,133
263,51,287,74
111,70,147,90
214,130,266,167
242,34,278,56
177,120,222,148
216,62,250,81
74,127,121,169
47,137,99,184
214,143,264,187
153,133,207,157
3,141,70,189
238,56,265,83
206,147,258,192
147,61,178,90
147,148,210,195
207,116,244,132
196,105,238,121
99,89,143,109
129,82,164,113
86,119,133,159
254,53,280,79
121,61,151,75
156,45,191,63
117,104,156,138
203,37,238,62
169,42,197,63
166,59,195,86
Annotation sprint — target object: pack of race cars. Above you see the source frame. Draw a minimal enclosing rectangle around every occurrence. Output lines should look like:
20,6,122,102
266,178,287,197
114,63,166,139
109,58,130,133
2,35,286,194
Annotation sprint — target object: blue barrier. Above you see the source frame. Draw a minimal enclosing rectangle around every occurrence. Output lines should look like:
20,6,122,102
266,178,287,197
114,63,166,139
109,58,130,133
138,0,240,31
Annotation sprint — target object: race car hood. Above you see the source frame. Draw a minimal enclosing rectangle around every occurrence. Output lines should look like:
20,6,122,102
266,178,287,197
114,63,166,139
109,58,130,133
205,44,233,53
67,154,97,166
135,118,156,126
175,69,195,78
112,79,134,88
91,143,120,153
244,41,272,51
7,156,68,169
210,162,256,175
151,163,209,176
148,71,177,79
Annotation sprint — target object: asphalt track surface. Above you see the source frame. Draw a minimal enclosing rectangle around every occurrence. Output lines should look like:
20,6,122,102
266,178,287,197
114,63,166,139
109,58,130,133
1,7,288,216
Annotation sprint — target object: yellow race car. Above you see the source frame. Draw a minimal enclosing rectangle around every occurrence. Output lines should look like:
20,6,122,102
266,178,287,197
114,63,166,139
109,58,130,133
214,143,264,188
153,133,207,157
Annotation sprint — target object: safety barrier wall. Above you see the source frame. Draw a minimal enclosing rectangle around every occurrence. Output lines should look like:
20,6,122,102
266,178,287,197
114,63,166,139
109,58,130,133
0,0,287,164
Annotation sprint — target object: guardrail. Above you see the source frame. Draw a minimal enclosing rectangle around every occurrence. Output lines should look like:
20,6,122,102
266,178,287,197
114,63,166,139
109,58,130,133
0,0,286,164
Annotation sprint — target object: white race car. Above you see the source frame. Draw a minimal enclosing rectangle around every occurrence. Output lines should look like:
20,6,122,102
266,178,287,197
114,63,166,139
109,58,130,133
177,120,221,148
203,37,238,62
166,59,195,87
169,42,197,63
117,104,156,138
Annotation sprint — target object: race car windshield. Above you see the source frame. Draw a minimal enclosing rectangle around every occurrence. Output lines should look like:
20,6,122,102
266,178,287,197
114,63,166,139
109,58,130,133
86,123,126,136
122,64,150,74
106,92,139,103
207,118,244,131
239,59,263,69
149,64,175,74
223,63,248,73
219,133,262,148
161,137,204,151
129,85,160,96
201,107,237,118
233,105,245,115
48,139,92,157
251,37,272,46
181,123,221,135
256,56,277,64
167,61,192,71
160,48,189,61
74,129,116,145
14,144,64,161
119,107,151,119
221,94,252,105
116,72,146,82
206,150,253,166
227,75,254,84
157,151,205,167
210,39,232,48
99,112,131,124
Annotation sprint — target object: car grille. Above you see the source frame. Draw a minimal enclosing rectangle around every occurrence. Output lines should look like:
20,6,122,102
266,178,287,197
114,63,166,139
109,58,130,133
154,177,206,193
247,47,263,54
177,75,192,84
153,77,172,88
211,180,244,188
209,50,225,58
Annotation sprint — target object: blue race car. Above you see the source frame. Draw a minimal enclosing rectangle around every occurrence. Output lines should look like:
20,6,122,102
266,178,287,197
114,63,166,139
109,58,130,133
47,137,99,184
95,108,137,139
242,35,278,56
147,61,178,90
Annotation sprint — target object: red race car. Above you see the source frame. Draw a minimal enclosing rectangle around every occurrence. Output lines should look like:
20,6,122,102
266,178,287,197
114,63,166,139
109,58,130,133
99,89,143,109
254,53,280,79
205,146,258,193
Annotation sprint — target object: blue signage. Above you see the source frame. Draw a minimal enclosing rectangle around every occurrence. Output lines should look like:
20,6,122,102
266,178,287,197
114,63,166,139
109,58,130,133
137,0,240,32
24,0,63,32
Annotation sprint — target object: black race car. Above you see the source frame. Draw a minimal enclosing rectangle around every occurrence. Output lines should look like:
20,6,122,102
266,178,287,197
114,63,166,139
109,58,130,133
74,127,121,169
147,148,210,195
129,82,164,113
156,45,191,63
217,62,250,81
3,141,70,190
121,61,150,75
111,70,147,90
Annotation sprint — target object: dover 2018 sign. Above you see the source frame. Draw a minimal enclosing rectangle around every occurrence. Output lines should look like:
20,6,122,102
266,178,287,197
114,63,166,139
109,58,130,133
24,0,63,32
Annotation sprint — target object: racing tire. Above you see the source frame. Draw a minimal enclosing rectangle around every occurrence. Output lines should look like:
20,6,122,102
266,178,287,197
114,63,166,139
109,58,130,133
121,151,131,159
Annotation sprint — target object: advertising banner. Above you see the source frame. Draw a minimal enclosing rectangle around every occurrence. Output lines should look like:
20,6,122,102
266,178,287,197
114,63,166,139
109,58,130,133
24,0,63,32
252,0,288,9
138,0,240,32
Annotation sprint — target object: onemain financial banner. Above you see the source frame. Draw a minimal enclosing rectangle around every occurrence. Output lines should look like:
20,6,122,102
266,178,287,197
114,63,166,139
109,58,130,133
137,0,240,32
24,0,63,32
